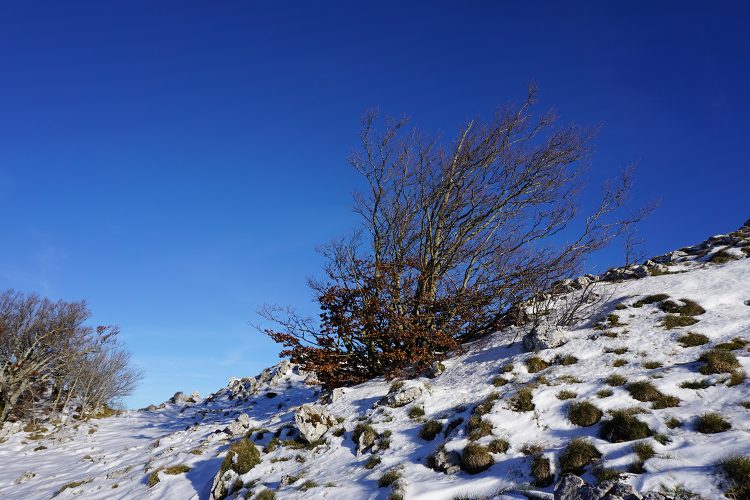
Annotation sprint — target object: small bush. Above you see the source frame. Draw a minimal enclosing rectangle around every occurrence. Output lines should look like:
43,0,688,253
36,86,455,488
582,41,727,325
605,374,627,386
508,387,535,412
419,420,443,441
643,361,663,369
378,469,401,487
633,294,670,308
597,389,614,398
558,354,578,366
721,455,750,499
531,454,553,487
695,412,731,433
487,438,509,454
525,357,549,373
491,376,508,387
220,439,261,475
461,443,494,474
661,314,699,329
612,359,628,367
556,390,577,400
700,349,740,374
677,332,709,347
600,410,653,442
365,456,381,469
568,401,602,427
408,405,425,419
560,437,601,475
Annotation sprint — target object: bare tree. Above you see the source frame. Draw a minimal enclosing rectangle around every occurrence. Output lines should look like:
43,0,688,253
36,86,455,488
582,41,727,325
264,85,648,387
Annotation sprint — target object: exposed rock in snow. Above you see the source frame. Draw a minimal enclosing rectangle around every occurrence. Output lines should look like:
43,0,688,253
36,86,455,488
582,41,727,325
209,469,239,500
223,413,252,436
294,404,338,443
523,322,568,351
379,380,428,408
428,447,461,474
427,360,445,378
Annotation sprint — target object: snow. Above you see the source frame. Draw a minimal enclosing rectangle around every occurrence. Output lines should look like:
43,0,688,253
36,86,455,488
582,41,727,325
1,252,749,499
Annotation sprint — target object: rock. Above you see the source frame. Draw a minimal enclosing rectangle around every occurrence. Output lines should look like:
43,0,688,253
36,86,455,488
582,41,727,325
227,377,257,399
554,474,644,500
294,404,338,443
209,469,239,500
329,387,346,403
523,323,567,351
279,475,295,487
223,413,252,436
380,381,427,408
186,391,201,403
170,392,187,404
14,471,36,484
427,360,445,378
428,447,461,474
652,250,688,264
145,404,159,411
106,465,133,479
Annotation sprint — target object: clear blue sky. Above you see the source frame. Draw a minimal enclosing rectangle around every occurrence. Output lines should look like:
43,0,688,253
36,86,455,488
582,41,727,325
1,2,748,408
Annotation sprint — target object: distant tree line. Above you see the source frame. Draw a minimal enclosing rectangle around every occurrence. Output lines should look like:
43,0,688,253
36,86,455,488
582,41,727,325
0,290,141,424
263,85,645,389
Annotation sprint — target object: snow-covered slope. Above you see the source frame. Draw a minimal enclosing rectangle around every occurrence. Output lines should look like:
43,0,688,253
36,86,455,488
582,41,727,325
2,223,750,500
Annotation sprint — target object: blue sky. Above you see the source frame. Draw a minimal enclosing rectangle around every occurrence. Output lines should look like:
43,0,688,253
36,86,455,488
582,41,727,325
1,2,748,408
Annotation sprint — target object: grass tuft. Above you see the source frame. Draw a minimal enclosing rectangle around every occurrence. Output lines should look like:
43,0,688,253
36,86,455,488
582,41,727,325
560,437,601,475
461,443,494,474
695,412,731,434
556,390,577,400
721,455,750,499
661,314,699,330
508,387,535,412
699,349,740,374
419,420,443,441
568,401,603,427
677,332,709,347
525,357,549,373
600,410,653,442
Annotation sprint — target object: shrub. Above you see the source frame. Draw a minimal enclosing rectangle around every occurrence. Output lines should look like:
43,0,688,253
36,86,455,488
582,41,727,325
220,439,261,475
605,374,627,386
531,454,553,487
491,376,508,387
419,420,443,441
560,438,601,475
677,332,709,347
525,357,549,373
695,412,731,433
461,443,494,474
508,387,535,412
721,455,750,499
643,361,662,369
378,469,401,487
661,314,699,329
612,358,628,367
568,401,603,427
597,389,614,398
408,405,425,419
556,390,577,400
558,354,578,365
487,438,509,454
600,410,653,442
365,456,381,469
699,349,740,374
633,294,670,308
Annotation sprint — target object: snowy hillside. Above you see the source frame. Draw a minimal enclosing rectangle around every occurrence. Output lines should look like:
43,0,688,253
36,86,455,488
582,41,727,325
2,223,750,499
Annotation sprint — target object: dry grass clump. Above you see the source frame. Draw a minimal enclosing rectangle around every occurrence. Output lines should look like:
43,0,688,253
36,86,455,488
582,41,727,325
679,379,710,389
419,420,443,441
487,438,509,454
220,439,261,476
508,386,535,412
558,354,578,365
695,412,731,433
658,298,705,316
559,437,601,475
530,454,553,487
633,294,670,308
378,469,401,488
461,443,494,474
699,349,740,374
643,361,663,369
721,455,750,499
491,376,508,387
364,456,381,470
665,416,682,429
556,390,577,400
729,370,747,387
629,441,655,473
525,357,550,373
710,249,740,264
715,337,748,351
597,388,614,398
605,374,627,386
677,332,709,347
256,490,276,500
612,359,628,367
600,409,653,442
467,415,493,441
626,381,680,408
59,479,92,493
661,314,699,330
568,401,603,427
408,405,425,419
353,423,377,448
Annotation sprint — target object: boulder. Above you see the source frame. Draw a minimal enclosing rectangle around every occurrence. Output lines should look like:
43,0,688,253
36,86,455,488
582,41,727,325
209,469,239,500
427,360,445,378
223,413,252,436
380,381,427,408
523,323,567,351
170,392,187,405
294,404,338,443
428,447,461,474
553,474,644,500
227,377,257,399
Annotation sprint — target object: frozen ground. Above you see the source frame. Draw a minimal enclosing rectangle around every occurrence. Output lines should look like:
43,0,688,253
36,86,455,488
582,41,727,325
1,227,749,499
